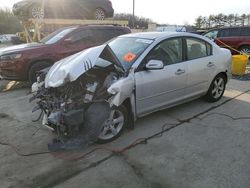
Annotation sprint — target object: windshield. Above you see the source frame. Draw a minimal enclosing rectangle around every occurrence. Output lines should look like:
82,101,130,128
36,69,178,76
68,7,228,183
40,27,76,44
108,37,154,70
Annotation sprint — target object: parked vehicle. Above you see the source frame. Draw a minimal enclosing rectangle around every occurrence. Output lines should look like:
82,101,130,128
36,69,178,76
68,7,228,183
0,34,16,43
13,0,114,20
0,25,131,82
31,32,232,147
203,26,250,55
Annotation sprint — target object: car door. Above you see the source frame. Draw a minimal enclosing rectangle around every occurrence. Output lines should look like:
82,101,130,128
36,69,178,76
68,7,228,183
135,37,188,116
185,37,215,97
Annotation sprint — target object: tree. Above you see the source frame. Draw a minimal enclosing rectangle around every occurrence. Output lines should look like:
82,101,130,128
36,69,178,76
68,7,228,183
0,8,21,34
194,13,250,29
113,13,152,29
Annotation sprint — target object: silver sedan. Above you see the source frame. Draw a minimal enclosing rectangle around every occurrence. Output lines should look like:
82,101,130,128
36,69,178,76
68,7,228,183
33,32,232,143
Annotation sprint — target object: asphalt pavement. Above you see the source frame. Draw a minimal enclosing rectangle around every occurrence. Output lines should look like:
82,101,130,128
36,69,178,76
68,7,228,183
0,79,249,188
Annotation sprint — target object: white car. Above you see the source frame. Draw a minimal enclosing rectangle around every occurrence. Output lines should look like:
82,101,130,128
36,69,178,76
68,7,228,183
32,32,232,148
0,34,16,43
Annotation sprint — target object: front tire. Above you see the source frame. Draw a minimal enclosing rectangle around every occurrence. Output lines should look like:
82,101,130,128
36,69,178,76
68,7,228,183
97,105,128,143
28,61,51,83
205,74,226,102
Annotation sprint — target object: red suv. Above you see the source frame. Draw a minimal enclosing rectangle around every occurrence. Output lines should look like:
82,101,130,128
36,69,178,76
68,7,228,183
203,26,250,55
0,25,131,82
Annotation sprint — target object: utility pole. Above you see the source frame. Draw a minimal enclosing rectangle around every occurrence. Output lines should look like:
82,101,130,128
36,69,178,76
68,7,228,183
132,0,135,28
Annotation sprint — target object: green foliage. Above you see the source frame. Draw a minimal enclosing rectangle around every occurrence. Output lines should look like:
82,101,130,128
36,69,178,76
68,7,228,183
0,8,22,34
195,13,250,29
113,13,152,29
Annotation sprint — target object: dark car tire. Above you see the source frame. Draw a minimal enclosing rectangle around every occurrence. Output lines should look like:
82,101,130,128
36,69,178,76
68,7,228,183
97,105,128,143
94,8,106,20
28,61,51,83
239,46,250,56
204,74,226,102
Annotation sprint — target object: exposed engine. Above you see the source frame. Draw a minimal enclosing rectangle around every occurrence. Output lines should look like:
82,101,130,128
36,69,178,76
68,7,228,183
31,66,120,142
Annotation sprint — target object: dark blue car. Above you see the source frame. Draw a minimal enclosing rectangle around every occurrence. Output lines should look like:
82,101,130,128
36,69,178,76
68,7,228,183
13,0,114,20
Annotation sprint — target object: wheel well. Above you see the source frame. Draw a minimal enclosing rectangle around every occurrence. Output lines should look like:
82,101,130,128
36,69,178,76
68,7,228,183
95,7,106,14
122,98,134,129
238,45,250,50
218,72,228,83
27,60,53,78
28,60,53,71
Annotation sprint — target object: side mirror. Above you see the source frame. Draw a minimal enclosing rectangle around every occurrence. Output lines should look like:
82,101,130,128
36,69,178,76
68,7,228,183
145,60,164,70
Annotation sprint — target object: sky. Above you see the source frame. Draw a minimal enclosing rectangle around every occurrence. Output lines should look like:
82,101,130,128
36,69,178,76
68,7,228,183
1,0,250,25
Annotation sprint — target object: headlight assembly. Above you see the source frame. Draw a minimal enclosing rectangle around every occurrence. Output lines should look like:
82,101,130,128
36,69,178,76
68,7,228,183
0,53,22,61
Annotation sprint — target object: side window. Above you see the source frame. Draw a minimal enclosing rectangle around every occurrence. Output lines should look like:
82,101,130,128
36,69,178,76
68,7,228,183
229,28,241,37
91,29,116,44
68,29,93,43
218,29,230,37
113,29,126,36
240,27,250,36
146,38,183,66
186,38,211,60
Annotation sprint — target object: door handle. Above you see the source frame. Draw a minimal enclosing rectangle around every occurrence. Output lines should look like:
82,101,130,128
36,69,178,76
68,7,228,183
207,62,215,67
175,69,185,75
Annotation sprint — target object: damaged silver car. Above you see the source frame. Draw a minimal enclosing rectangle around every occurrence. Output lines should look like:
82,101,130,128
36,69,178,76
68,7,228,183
31,32,232,147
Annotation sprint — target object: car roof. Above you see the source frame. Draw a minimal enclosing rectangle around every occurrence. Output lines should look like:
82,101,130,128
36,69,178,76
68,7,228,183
206,26,250,32
76,25,128,29
120,32,204,40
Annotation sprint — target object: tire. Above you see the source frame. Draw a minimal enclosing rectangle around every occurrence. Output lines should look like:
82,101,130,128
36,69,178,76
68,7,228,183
83,102,128,144
28,61,51,83
94,8,106,20
98,105,128,143
205,74,226,102
29,4,44,19
239,46,250,56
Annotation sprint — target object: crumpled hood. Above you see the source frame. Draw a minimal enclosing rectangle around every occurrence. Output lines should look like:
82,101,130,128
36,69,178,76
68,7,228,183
0,43,45,56
45,45,106,88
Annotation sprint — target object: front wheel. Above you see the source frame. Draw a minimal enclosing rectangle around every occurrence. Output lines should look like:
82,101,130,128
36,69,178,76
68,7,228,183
98,105,128,143
205,74,226,102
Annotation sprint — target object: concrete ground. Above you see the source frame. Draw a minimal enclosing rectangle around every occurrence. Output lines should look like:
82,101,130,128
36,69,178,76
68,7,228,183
0,79,250,188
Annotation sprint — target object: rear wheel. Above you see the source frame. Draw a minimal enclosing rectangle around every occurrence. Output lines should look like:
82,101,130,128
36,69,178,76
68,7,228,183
94,8,106,20
30,4,44,19
239,46,250,56
205,74,226,102
28,61,51,83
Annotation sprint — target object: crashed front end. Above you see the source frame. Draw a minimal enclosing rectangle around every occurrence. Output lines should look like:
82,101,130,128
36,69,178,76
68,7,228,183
30,45,132,149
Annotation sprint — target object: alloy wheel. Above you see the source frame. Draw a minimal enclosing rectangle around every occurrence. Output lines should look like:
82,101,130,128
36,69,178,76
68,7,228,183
95,8,105,20
211,77,225,99
98,109,125,140
31,6,44,19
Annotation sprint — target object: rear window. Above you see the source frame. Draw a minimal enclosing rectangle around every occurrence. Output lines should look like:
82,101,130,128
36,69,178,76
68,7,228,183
218,27,246,37
240,27,250,36
229,28,241,36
